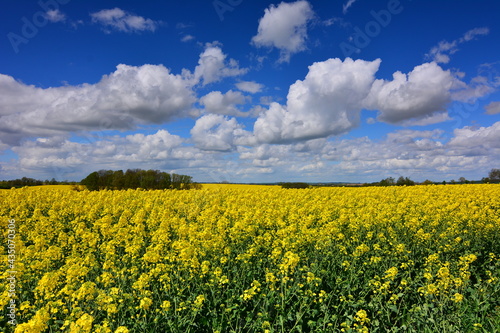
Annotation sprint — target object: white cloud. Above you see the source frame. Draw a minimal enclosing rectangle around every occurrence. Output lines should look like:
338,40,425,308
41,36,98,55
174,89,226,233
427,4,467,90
181,34,195,42
251,58,481,144
485,101,500,115
0,64,196,145
45,9,66,23
427,27,490,64
193,43,248,85
235,81,264,94
254,58,381,143
342,0,358,14
244,122,500,182
91,8,160,33
364,62,456,124
451,75,497,103
251,1,314,63
449,122,500,149
0,42,250,146
190,114,249,151
8,130,192,179
5,121,500,183
462,27,490,42
397,112,452,127
200,90,249,117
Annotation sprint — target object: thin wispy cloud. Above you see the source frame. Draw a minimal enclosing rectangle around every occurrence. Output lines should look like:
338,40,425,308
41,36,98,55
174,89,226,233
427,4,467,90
427,27,490,64
181,34,195,42
45,9,66,23
343,0,358,14
91,8,161,33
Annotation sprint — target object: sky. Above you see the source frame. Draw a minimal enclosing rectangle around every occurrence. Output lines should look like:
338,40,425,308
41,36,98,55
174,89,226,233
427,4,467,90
1,0,500,183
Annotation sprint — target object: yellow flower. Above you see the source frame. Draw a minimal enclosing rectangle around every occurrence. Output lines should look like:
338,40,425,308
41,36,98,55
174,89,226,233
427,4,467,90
451,293,464,303
355,309,370,324
161,300,171,312
69,313,93,333
384,267,398,281
193,295,205,309
139,297,153,310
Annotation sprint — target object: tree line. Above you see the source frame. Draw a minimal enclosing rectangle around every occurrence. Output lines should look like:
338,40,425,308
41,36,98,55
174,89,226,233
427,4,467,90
80,169,201,191
280,182,310,189
364,176,416,187
0,177,75,189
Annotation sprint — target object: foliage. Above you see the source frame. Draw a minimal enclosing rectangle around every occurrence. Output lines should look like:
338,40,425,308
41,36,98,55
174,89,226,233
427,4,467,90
489,168,500,183
0,178,74,189
280,182,310,189
378,177,395,186
1,185,499,332
396,176,415,186
80,169,199,191
367,176,415,187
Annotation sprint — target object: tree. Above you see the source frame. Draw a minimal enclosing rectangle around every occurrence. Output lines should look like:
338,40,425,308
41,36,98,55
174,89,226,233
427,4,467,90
97,170,114,189
459,177,468,184
489,169,500,183
112,170,125,189
80,169,197,191
379,177,395,186
81,172,100,191
422,179,434,185
280,182,309,189
396,176,415,186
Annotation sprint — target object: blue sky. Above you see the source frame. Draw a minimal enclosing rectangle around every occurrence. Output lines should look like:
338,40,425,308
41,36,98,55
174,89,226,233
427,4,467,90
1,0,499,183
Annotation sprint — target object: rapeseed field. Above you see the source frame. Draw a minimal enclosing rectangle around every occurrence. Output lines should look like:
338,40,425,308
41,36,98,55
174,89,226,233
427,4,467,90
1,185,499,332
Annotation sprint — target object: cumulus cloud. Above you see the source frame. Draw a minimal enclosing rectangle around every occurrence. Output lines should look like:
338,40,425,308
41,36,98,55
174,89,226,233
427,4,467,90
251,1,314,63
241,121,500,182
190,114,249,151
485,101,500,115
448,122,500,149
0,64,196,145
91,8,161,33
5,120,500,183
0,42,250,146
193,43,248,85
235,81,264,94
7,129,195,179
364,62,456,124
250,58,479,144
427,27,490,64
200,90,249,117
254,58,381,143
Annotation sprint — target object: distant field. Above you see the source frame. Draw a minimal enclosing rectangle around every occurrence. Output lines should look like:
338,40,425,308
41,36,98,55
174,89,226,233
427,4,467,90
0,185,74,191
0,184,274,191
1,185,499,332
200,183,278,190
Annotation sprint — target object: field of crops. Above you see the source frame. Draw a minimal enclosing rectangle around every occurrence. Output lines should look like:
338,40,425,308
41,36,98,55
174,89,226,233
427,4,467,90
1,185,499,332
